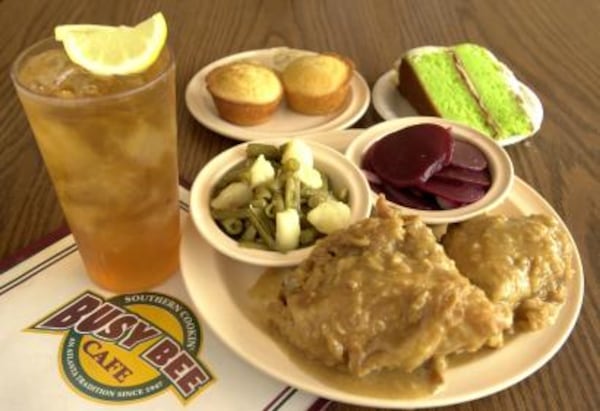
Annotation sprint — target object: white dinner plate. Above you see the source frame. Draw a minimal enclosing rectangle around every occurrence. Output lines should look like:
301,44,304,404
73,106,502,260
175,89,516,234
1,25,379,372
185,48,370,141
372,70,544,146
180,177,584,409
298,128,363,152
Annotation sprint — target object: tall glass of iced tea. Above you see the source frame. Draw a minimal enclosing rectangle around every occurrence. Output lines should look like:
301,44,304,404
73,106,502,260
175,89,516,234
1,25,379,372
11,38,180,292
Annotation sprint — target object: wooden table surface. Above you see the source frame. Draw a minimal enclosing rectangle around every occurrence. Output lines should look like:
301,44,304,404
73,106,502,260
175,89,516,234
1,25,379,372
1,1,598,410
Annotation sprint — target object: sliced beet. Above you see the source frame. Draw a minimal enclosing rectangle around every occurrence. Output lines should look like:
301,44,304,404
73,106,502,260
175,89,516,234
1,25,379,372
436,196,464,210
418,177,486,203
361,143,378,171
384,185,438,210
369,182,385,194
434,166,491,187
370,124,454,188
362,169,382,185
443,128,455,166
449,140,488,171
362,124,492,211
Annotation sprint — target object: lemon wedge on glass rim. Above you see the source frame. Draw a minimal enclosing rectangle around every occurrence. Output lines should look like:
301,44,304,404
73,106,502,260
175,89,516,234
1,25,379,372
54,12,167,76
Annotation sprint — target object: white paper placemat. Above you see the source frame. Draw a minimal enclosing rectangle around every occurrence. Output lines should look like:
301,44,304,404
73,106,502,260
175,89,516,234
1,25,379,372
0,186,329,411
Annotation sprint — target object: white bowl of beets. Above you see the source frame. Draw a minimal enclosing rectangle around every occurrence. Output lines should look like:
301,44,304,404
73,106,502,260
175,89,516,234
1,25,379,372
346,117,514,225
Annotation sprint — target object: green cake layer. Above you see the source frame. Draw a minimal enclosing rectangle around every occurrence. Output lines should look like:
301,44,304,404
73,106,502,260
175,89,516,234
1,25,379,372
453,44,534,138
408,50,495,137
398,44,534,141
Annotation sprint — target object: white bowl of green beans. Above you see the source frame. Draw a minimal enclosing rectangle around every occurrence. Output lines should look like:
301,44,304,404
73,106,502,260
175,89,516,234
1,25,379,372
190,138,372,266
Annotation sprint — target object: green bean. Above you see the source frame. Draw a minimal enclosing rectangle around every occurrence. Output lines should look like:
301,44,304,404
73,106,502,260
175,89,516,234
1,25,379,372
264,202,276,219
254,186,272,201
240,225,258,242
214,160,252,191
211,208,249,220
272,192,285,213
278,142,290,156
273,169,284,190
267,176,282,192
299,210,310,228
319,170,329,192
248,206,276,249
284,175,301,210
260,207,276,232
251,198,268,208
300,185,325,198
308,191,328,208
299,228,318,245
300,188,322,209
334,187,349,202
220,218,244,235
246,144,281,160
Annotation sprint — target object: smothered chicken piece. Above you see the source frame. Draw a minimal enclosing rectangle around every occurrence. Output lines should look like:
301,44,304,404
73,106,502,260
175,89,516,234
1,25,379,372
442,214,573,331
260,202,511,378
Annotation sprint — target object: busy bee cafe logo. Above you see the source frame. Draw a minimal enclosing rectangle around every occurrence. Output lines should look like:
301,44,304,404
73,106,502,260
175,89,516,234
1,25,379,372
28,291,214,403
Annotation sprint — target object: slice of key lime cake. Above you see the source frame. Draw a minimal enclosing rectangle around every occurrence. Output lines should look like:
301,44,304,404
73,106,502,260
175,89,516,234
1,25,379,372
398,44,534,141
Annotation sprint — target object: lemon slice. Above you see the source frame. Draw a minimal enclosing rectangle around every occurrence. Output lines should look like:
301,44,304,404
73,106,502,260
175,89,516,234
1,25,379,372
54,12,168,76
55,24,118,40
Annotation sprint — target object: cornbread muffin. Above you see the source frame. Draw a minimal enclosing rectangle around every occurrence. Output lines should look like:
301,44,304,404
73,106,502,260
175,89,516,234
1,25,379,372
206,62,283,125
281,53,353,115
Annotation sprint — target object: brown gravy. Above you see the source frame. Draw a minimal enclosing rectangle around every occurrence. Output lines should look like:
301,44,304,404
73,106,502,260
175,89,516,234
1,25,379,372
281,342,439,398
249,268,498,399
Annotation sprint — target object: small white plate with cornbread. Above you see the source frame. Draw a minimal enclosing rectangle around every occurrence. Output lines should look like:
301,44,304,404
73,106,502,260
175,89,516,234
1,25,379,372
186,47,370,142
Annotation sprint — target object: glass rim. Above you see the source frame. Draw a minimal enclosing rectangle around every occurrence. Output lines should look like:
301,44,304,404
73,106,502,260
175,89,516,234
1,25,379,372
10,37,175,105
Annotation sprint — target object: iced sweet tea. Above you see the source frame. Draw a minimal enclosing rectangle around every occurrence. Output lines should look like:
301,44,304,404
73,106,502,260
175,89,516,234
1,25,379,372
11,39,180,292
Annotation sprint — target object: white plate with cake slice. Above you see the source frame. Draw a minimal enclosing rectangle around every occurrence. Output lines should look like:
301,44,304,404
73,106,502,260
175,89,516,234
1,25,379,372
372,69,544,147
185,47,370,143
